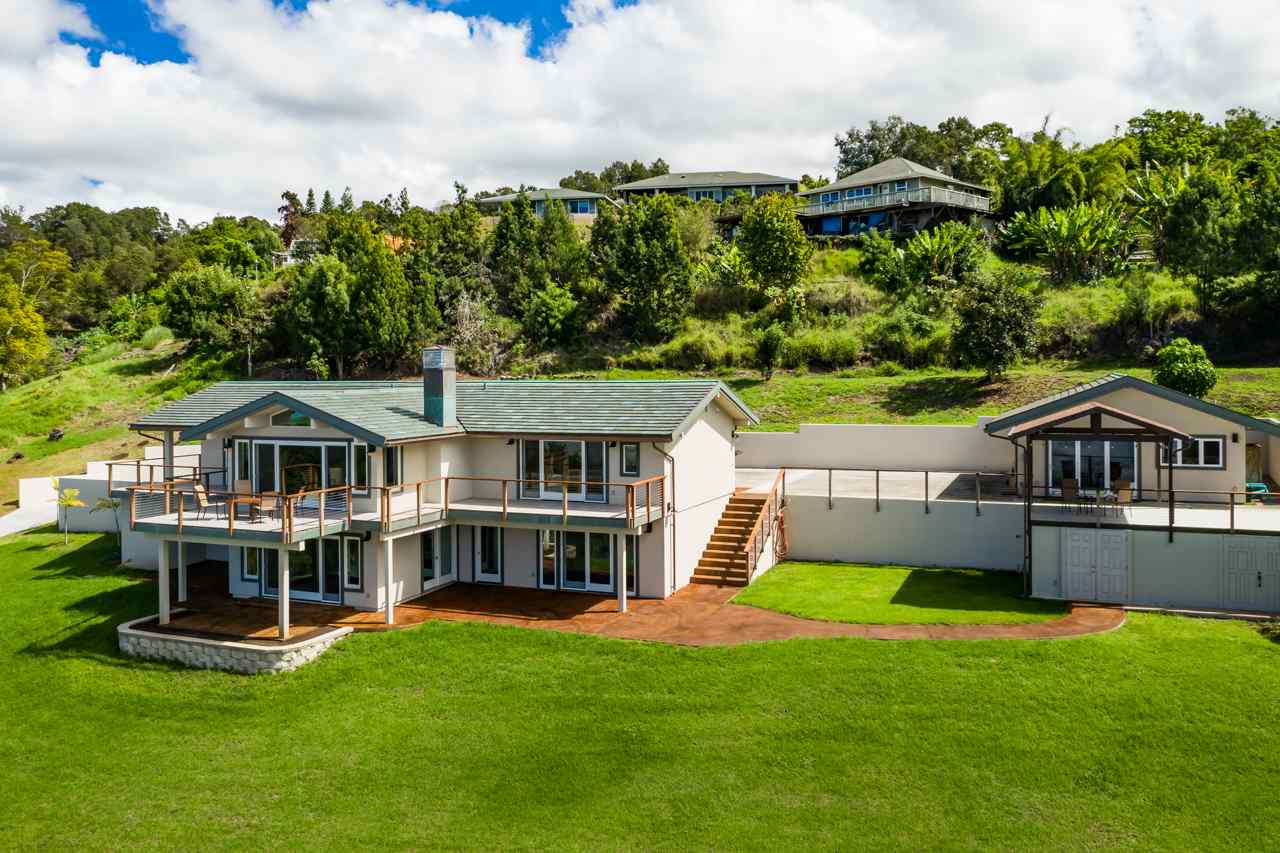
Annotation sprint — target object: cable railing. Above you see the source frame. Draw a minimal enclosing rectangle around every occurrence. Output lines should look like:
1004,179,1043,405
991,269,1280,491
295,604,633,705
375,474,668,531
745,469,786,581
106,461,226,493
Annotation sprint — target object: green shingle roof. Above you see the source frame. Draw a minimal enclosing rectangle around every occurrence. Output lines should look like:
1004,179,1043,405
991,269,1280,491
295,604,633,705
983,373,1280,437
132,379,757,445
614,171,797,191
475,187,610,206
798,157,991,197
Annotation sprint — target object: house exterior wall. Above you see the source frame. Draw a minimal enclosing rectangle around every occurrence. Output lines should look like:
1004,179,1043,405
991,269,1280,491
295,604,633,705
735,421,1013,473
784,494,1024,571
668,402,738,590
1027,386,1248,501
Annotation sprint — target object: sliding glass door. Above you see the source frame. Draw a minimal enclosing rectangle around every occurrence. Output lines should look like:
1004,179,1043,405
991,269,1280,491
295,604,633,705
1049,440,1138,495
560,531,613,592
262,536,347,603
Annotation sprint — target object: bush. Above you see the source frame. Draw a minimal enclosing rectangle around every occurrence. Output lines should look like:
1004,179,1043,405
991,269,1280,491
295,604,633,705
1037,285,1124,357
615,318,753,371
810,247,863,280
1152,337,1217,398
778,325,862,370
805,278,881,318
756,323,785,378
523,284,578,347
874,360,905,376
951,270,1043,379
139,326,174,350
860,306,948,367
81,341,128,364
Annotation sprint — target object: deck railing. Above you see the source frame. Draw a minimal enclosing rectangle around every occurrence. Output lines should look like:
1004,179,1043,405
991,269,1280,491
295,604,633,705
127,481,352,543
797,186,991,217
375,474,668,531
106,462,226,494
745,469,786,581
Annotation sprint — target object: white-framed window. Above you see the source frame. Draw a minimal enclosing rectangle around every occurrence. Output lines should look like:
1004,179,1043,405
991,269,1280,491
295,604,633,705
1159,436,1225,469
894,180,909,191
519,439,607,502
270,409,312,427
847,186,873,199
234,439,251,482
343,537,363,589
620,442,640,477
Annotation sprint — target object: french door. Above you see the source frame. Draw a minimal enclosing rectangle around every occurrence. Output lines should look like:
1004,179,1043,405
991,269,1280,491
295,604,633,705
519,440,607,502
561,530,613,592
474,526,502,583
1048,440,1138,496
421,527,454,592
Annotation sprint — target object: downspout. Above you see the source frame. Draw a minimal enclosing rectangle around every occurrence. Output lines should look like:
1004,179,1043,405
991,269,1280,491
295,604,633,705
651,442,676,595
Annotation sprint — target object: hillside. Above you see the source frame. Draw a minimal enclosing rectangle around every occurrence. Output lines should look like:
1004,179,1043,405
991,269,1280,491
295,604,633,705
0,344,232,513
5,341,1279,516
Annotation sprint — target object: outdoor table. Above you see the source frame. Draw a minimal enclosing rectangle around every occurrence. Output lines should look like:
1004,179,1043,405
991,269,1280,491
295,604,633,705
228,494,262,522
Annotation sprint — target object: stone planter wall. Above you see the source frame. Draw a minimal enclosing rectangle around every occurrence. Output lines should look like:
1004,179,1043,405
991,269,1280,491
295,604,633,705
118,615,352,674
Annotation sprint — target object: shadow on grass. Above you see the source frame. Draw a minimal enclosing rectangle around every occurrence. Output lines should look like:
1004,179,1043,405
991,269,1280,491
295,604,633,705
880,376,1005,417
889,568,1062,616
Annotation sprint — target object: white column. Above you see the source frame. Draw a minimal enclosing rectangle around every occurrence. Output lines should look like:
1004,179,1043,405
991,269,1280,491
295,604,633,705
616,534,628,613
157,541,171,625
278,548,290,640
177,540,187,602
383,539,395,625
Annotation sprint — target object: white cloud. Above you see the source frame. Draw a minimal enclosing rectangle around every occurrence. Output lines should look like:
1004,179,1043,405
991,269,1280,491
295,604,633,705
1,0,1279,223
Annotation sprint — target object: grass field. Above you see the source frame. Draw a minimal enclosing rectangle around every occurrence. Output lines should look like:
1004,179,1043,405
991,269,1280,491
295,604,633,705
3,529,1279,850
733,562,1069,624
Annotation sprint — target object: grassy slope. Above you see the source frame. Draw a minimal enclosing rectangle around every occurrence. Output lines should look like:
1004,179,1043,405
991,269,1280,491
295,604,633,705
3,530,1279,850
0,343,228,512
593,364,1280,430
733,561,1069,624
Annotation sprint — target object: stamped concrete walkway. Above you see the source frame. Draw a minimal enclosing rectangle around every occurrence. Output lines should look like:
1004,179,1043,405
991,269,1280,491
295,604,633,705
375,583,1125,645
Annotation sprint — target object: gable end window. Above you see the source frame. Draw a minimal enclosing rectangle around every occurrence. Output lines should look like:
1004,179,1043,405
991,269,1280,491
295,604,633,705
620,442,640,477
270,409,312,427
384,446,402,486
1159,436,1225,469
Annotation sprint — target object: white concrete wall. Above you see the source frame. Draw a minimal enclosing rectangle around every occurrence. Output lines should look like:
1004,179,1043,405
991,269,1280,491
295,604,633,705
736,420,1014,473
783,494,1024,571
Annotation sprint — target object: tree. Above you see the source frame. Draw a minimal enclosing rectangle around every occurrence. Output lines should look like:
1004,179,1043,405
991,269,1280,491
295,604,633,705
1126,161,1189,265
737,194,813,321
523,282,578,346
833,115,1009,184
338,187,355,214
279,254,356,378
902,220,986,299
1126,109,1216,167
0,239,72,317
320,190,335,213
595,195,693,341
305,188,317,214
278,191,306,247
538,198,587,292
91,497,122,551
1164,166,1245,313
489,194,548,315
325,215,412,369
0,273,48,390
755,322,785,378
1152,337,1217,398
950,270,1042,380
165,264,250,346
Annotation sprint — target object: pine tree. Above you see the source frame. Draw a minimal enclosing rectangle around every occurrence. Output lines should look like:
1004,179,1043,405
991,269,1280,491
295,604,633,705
304,188,317,214
320,190,335,213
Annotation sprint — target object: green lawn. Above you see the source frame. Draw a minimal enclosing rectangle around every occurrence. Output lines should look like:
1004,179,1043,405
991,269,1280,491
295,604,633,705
733,561,1070,624
3,530,1280,849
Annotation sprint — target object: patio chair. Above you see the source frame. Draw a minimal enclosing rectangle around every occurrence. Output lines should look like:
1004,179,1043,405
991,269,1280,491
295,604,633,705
258,492,280,523
233,479,253,496
193,483,224,520
1061,478,1080,513
1107,480,1132,518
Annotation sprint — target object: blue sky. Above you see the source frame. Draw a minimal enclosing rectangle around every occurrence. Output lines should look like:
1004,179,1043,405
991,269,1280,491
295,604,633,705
71,0,577,63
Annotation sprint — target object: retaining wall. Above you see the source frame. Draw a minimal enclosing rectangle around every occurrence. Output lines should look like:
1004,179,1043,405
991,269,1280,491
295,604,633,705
117,615,351,674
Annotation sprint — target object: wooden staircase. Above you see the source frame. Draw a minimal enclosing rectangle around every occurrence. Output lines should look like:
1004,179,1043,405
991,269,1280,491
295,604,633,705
691,492,769,587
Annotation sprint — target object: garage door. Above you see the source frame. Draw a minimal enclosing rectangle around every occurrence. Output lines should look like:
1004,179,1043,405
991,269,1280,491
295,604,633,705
1062,529,1130,603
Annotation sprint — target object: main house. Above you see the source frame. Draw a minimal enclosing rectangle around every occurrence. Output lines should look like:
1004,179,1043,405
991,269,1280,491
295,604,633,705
474,187,613,219
795,157,992,237
613,171,798,203
119,348,776,641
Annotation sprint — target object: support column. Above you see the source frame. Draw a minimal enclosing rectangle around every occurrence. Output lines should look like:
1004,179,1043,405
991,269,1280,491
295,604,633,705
177,540,188,602
157,540,171,625
278,548,290,640
162,430,176,482
383,539,395,625
616,534,628,614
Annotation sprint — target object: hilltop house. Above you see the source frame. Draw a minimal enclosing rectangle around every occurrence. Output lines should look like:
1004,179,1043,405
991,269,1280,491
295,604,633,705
117,348,778,645
795,157,992,236
474,187,614,220
614,171,798,203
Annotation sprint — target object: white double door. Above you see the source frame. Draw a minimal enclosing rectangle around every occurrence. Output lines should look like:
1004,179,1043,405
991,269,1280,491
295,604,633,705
1222,540,1280,611
1063,529,1130,602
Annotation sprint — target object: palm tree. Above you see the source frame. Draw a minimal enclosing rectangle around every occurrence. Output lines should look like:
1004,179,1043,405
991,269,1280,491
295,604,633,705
52,479,85,546
92,497,122,551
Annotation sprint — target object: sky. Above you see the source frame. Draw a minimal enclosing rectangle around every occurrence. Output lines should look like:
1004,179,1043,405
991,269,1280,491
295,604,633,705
3,0,1280,224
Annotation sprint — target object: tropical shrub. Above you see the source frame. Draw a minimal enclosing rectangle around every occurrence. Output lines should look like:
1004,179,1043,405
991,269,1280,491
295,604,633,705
902,221,986,290
951,270,1042,379
1001,202,1134,283
1152,337,1217,398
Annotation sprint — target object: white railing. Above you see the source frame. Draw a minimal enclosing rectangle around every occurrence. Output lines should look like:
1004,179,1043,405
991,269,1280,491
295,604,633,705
798,186,991,217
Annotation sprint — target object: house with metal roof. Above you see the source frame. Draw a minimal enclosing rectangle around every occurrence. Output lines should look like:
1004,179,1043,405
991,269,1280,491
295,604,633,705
613,171,798,203
795,157,993,237
115,347,782,656
473,187,615,219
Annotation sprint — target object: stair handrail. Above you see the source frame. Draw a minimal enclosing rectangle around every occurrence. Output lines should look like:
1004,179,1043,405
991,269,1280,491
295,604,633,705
743,469,786,581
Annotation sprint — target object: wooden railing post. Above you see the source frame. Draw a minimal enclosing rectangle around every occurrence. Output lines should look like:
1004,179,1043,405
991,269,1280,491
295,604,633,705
164,482,171,515
627,485,634,526
645,481,652,521
443,478,450,516
229,495,236,537
177,492,184,534
319,488,326,532
129,488,137,530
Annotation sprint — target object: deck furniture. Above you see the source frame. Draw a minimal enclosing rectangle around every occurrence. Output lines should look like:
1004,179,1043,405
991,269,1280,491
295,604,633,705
193,484,224,520
228,494,262,523
258,492,281,523
1061,478,1081,513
